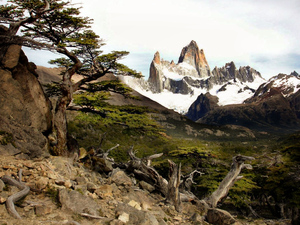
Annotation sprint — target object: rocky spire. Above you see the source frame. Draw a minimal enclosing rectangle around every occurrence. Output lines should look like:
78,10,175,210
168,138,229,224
148,51,163,93
153,51,161,64
178,40,211,78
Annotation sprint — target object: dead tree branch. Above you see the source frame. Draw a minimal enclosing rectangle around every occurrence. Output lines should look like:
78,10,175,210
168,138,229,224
126,147,200,210
205,155,255,208
166,160,182,212
181,170,204,192
127,147,168,195
1,173,30,219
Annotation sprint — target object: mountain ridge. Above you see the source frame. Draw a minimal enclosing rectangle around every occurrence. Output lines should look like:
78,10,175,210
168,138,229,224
194,72,300,131
121,40,265,114
120,40,300,132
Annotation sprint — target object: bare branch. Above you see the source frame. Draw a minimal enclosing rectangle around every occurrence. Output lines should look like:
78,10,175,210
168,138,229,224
1,174,30,219
205,155,254,208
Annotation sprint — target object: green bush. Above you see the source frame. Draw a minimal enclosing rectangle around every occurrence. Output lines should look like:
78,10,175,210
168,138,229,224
0,131,14,146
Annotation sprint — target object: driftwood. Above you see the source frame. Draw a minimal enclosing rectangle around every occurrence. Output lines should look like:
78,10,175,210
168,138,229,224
205,155,255,208
1,173,30,219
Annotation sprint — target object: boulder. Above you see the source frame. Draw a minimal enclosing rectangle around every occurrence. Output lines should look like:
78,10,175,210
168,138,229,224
0,45,52,158
116,203,159,225
59,189,101,216
110,169,132,187
95,158,113,173
206,208,236,225
139,181,155,192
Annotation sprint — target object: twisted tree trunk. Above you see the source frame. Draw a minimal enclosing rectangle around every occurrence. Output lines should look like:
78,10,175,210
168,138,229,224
166,160,181,212
1,175,30,219
205,155,255,208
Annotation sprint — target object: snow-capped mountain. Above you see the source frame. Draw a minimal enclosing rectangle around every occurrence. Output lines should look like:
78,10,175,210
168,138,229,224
120,40,265,114
120,40,300,131
191,72,300,130
246,72,300,103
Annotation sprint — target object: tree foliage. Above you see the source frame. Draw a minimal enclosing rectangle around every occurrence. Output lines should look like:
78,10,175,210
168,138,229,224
1,0,142,155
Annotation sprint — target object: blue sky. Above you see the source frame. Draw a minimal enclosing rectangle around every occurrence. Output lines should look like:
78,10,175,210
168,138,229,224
22,0,300,80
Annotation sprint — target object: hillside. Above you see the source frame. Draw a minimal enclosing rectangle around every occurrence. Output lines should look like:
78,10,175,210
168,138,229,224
1,2,299,224
0,50,299,225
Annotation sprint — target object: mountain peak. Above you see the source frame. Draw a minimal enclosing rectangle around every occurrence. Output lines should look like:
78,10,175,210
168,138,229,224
178,40,210,78
153,51,161,64
291,71,299,77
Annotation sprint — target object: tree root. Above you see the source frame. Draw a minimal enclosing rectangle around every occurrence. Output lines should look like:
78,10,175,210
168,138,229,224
1,175,30,219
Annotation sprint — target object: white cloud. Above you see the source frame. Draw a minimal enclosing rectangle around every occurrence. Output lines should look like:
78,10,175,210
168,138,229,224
24,0,300,79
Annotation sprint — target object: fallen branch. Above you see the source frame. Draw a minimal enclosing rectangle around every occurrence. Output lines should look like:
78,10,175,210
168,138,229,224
1,174,30,219
126,147,199,208
80,213,106,219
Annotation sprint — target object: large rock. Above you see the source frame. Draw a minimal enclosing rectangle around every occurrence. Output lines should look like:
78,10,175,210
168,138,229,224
206,208,236,225
116,203,159,225
110,169,133,187
59,189,101,216
0,43,52,157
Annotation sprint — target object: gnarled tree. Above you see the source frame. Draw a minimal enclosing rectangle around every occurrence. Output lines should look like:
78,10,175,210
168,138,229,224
126,148,254,212
1,0,140,156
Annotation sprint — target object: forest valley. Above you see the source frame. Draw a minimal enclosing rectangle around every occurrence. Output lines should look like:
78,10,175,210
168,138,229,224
0,1,299,224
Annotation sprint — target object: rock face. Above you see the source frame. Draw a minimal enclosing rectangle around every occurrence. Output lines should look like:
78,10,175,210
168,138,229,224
148,51,164,93
210,61,262,85
148,40,212,93
148,40,262,95
178,40,210,78
0,44,52,157
186,93,219,121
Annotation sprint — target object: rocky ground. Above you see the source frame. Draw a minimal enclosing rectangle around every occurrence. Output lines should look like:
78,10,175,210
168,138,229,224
0,155,290,225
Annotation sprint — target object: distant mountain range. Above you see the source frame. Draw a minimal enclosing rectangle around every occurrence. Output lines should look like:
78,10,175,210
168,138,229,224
120,40,300,132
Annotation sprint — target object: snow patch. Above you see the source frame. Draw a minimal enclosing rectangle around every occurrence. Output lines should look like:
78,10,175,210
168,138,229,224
120,75,266,114
162,68,183,81
272,76,300,96
208,80,260,106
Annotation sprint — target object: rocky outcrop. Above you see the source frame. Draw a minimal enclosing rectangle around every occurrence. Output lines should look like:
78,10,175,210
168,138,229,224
0,44,52,158
210,61,262,85
147,41,262,96
148,41,211,93
148,51,164,93
178,40,210,78
186,93,219,121
0,155,208,224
